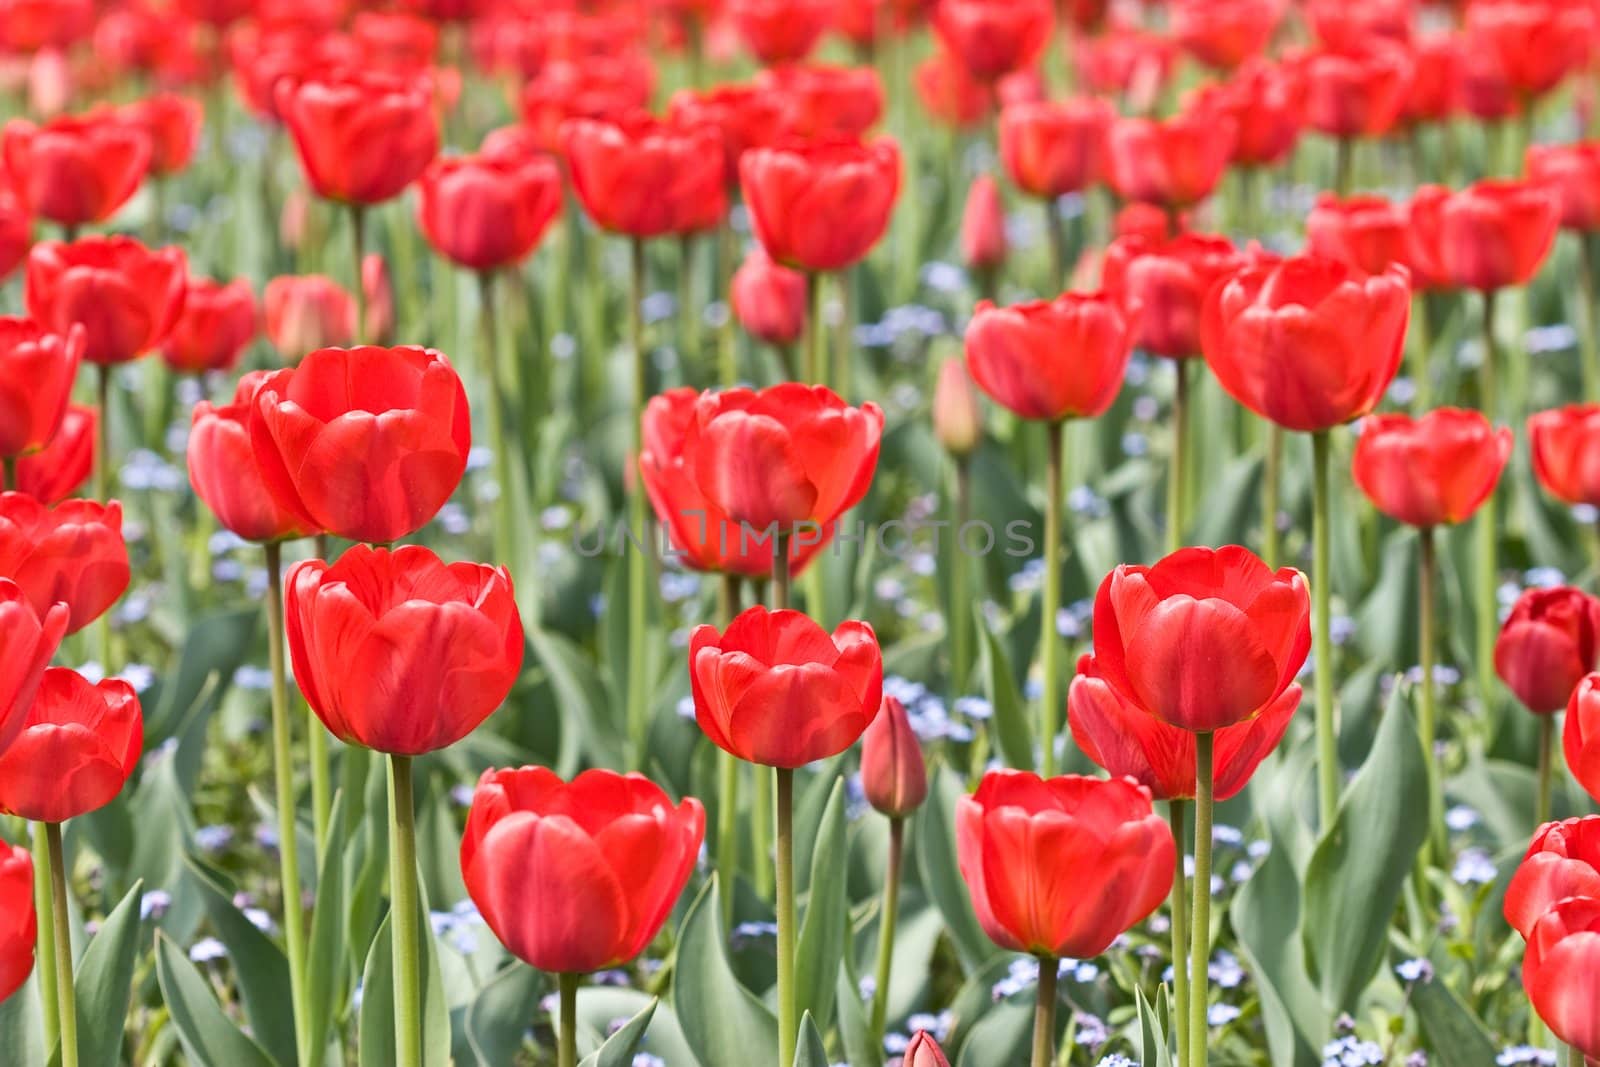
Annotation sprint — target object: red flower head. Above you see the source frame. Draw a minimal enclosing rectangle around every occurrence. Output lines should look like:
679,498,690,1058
461,767,704,974
16,404,92,505
1293,42,1412,139
1070,655,1300,802
0,192,30,284
161,277,256,375
1530,405,1600,508
562,113,727,238
903,1032,953,1067
913,48,994,129
1506,815,1600,937
757,64,885,141
1405,179,1560,292
262,274,355,361
961,174,1008,272
933,0,1055,82
1523,896,1600,1059
0,0,92,51
1101,232,1247,359
730,246,807,348
1306,0,1414,51
0,667,140,823
1077,22,1178,101
0,317,82,458
1526,142,1600,233
1200,254,1411,433
0,843,33,1003
1172,0,1284,72
965,292,1136,421
740,137,902,273
189,372,316,544
25,236,186,366
728,0,835,64
418,150,562,272
1568,677,1600,806
0,578,66,755
0,493,130,635
690,605,883,768
1106,107,1235,211
351,11,438,75
956,770,1174,956
997,97,1112,200
1465,0,1594,103
286,544,523,755
667,84,791,188
1091,545,1311,733
1495,586,1600,714
1306,193,1412,277
2,110,149,227
1404,34,1466,125
279,68,439,205
118,92,201,177
1351,408,1510,528
861,694,929,818
1188,59,1304,168
250,345,470,544
519,55,656,154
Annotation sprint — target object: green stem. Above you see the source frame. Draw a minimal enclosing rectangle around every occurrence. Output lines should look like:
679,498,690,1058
869,817,905,1043
833,270,853,401
1416,527,1440,914
264,544,311,1067
350,205,368,345
627,238,650,772
557,972,579,1067
1168,361,1188,552
772,534,791,610
1312,430,1337,829
1580,237,1600,403
32,821,57,1050
751,754,773,901
94,363,109,505
1263,424,1282,569
388,754,421,1067
1030,955,1058,1067
46,822,77,1067
775,767,797,1067
478,271,517,574
805,271,824,386
1169,800,1190,1067
1335,137,1353,197
1040,421,1065,777
679,234,700,377
716,573,742,929
1043,198,1067,292
1537,713,1555,829
1189,734,1215,1067
1478,292,1500,725
717,220,737,387
951,458,972,694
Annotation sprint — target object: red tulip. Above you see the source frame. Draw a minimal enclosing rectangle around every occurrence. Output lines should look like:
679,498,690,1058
861,694,928,818
351,11,438,73
903,1032,953,1067
997,97,1112,200
0,843,33,1004
1200,255,1411,433
757,64,884,141
519,55,656,154
1090,545,1311,733
25,236,187,365
1070,655,1300,802
667,84,791,188
286,544,523,755
2,110,149,227
690,606,882,768
956,770,1174,957
1187,59,1304,168
1523,896,1600,1060
965,292,1135,421
0,318,82,458
1172,0,1283,71
118,92,201,177
562,114,726,239
740,137,901,273
1465,0,1593,104
1077,23,1178,102
0,667,140,823
1403,34,1466,126
1106,108,1235,211
1530,405,1600,507
1294,42,1412,139
262,274,355,360
1463,36,1521,122
279,68,439,205
0,192,30,284
1568,677,1600,805
1406,180,1560,292
0,0,92,51
161,277,256,374
1495,586,1600,714
0,493,130,635
228,26,361,123
16,404,92,505
250,345,470,544
728,0,834,64
730,247,807,347
1306,193,1412,277
1305,0,1413,51
189,373,315,544
461,766,704,974
418,150,562,272
1101,233,1247,359
913,48,995,129
1526,142,1600,232
960,174,1007,272
1506,815,1600,937
1351,409,1510,528
933,0,1054,82
0,578,66,755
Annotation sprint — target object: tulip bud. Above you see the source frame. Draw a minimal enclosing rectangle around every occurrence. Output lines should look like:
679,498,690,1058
730,246,806,346
932,358,982,458
280,188,310,252
904,1031,952,1067
960,174,1007,274
860,695,928,819
1496,586,1600,714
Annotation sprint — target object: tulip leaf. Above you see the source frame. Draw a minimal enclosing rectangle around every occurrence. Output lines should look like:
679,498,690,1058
70,879,145,1067
793,1012,828,1067
672,875,777,1067
465,963,543,1067
0,972,45,1066
953,994,1033,1067
154,932,277,1067
1135,985,1174,1067
1302,682,1430,1014
577,996,656,1067
835,964,883,1067
975,607,1034,770
185,857,297,1067
795,778,849,1035
356,895,452,1067
916,765,999,974
940,954,1022,1059
1397,951,1496,1067
304,792,350,1067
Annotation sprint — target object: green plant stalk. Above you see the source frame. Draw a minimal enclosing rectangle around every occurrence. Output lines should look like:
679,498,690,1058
627,238,650,772
834,271,853,400
1312,430,1337,830
46,822,77,1067
388,754,422,1067
477,271,517,576
716,573,742,928
350,205,368,345
1168,361,1188,553
1030,954,1058,1067
951,457,973,695
1537,713,1555,829
95,361,113,670
557,972,579,1067
1335,137,1353,197
1168,800,1190,1067
32,820,58,1050
751,757,773,902
1189,734,1215,1067
717,220,737,388
1477,291,1499,728
264,543,312,1067
1042,199,1067,293
1262,424,1282,570
775,766,797,1067
679,234,701,376
869,817,905,1043
1040,421,1065,776
1415,527,1440,914
806,271,825,386
1580,237,1600,403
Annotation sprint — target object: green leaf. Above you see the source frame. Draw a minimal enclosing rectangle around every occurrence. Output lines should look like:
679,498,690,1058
304,792,350,1067
465,963,543,1067
578,997,656,1067
1230,826,1325,1067
1135,985,1174,1067
185,857,297,1067
0,973,45,1066
1402,952,1497,1067
835,964,882,1067
72,880,144,1067
915,765,997,973
155,932,277,1067
975,611,1034,769
954,996,1032,1067
793,1012,828,1067
1302,682,1430,1014
671,876,777,1067
356,898,452,1067
795,778,848,1034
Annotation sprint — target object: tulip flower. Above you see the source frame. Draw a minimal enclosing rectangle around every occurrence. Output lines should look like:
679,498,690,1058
277,68,439,207
966,291,1134,776
1293,41,1411,192
417,150,562,273
0,493,129,636
117,92,200,178
1106,107,1235,217
561,114,727,240
0,192,29,284
756,64,884,141
730,247,807,353
860,693,927,1041
262,274,355,361
0,843,33,1006
0,579,66,757
914,48,996,130
959,174,1007,289
518,56,656,154
957,770,1173,1067
16,405,92,505
1522,897,1600,1062
1464,0,1593,107
1568,677,1600,809
1402,34,1465,128
188,374,313,545
0,318,82,464
160,277,256,375
904,1032,952,1067
1527,143,1600,404
1171,0,1283,72
996,98,1111,284
933,0,1054,83
727,0,834,65
933,357,983,460
1506,815,1600,938
1186,59,1303,170
1306,193,1413,277
1531,405,1600,509
1,110,150,232
667,84,791,189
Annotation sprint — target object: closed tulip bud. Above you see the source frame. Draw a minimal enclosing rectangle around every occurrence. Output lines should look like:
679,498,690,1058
2,110,150,227
278,68,439,205
161,276,256,374
0,578,67,755
740,137,901,273
1495,586,1600,714
861,695,928,818
1351,409,1511,528
960,174,1007,272
997,98,1111,200
16,404,92,505
933,357,983,457
25,236,187,365
1407,179,1561,292
934,0,1054,82
286,544,524,755
1505,815,1600,937
0,493,129,635
1523,896,1600,1060
118,92,201,177
190,373,316,544
27,49,71,120
957,770,1174,957
965,292,1135,422
690,605,883,768
0,667,140,823
0,317,82,458
263,274,355,361
362,254,393,345
461,767,704,974
1569,677,1600,806
1530,405,1600,508
562,113,727,238
904,1032,952,1067
0,843,33,1003
730,247,806,347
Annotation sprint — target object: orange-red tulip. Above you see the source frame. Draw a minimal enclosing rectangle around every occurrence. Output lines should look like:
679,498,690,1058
1506,815,1600,937
418,149,563,271
1526,142,1600,232
933,0,1054,82
997,97,1111,200
2,110,149,227
740,137,901,273
0,493,129,635
728,0,834,64
562,113,727,238
1531,404,1600,507
1407,179,1560,291
160,276,256,374
1306,193,1412,277
0,317,82,458
1568,677,1600,806
16,404,92,505
0,578,66,755
1101,232,1247,359
1172,0,1283,71
278,68,439,205
1495,586,1600,714
0,667,140,823
262,273,354,360
25,235,186,365
0,843,33,1003
118,92,201,177
965,292,1135,420
189,372,315,544
757,64,884,140
1351,409,1510,528
1106,108,1235,210
667,84,791,187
